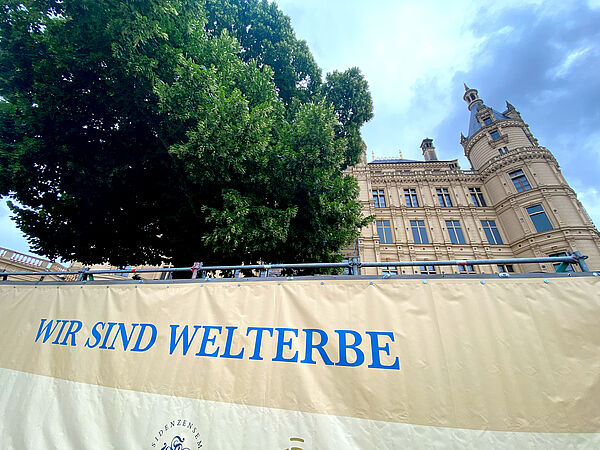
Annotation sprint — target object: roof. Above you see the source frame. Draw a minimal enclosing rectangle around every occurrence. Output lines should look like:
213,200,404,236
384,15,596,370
467,102,510,137
368,158,455,165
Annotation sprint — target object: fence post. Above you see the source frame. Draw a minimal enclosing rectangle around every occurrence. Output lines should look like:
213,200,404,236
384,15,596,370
77,267,90,281
191,262,202,279
573,251,590,272
349,257,360,276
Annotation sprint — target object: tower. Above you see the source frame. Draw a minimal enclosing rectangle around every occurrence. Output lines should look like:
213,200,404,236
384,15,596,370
460,86,600,270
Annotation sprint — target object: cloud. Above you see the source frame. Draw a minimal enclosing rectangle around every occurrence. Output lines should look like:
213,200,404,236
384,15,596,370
551,47,592,79
571,184,600,229
0,200,31,254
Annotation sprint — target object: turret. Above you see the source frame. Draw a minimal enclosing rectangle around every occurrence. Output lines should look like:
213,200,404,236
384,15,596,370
463,84,483,111
420,138,438,161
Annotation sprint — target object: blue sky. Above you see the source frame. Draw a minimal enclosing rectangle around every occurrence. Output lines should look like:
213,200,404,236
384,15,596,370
2,0,600,257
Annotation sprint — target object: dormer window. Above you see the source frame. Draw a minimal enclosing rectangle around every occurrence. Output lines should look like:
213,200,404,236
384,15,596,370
490,130,501,140
483,116,492,126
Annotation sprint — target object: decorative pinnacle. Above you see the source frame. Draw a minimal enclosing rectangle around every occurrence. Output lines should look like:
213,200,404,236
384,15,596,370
506,100,515,110
464,83,470,91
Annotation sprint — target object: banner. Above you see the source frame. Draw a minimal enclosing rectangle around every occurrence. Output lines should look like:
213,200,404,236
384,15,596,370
1,277,599,448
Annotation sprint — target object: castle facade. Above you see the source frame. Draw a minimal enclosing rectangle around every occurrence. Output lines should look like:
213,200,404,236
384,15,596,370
349,86,600,275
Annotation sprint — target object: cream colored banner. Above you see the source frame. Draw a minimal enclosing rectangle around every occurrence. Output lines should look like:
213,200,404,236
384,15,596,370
1,277,599,446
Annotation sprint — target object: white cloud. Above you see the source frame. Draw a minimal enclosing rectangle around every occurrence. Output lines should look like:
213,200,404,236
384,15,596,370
552,47,591,79
275,0,558,159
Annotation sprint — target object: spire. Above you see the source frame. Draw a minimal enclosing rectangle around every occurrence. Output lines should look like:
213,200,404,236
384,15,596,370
463,85,483,111
506,100,515,110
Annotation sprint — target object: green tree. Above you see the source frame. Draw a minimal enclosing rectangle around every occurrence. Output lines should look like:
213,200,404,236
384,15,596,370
0,0,373,268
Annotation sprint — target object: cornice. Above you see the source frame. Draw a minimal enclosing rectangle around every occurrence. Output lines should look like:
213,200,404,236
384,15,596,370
368,159,458,169
463,119,527,154
507,226,600,248
492,184,577,210
370,170,483,184
479,146,557,178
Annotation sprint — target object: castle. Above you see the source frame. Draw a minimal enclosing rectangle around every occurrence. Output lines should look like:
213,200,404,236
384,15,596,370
3,86,600,279
349,86,600,275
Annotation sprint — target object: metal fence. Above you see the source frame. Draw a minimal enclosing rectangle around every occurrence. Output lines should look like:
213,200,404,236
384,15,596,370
0,252,592,282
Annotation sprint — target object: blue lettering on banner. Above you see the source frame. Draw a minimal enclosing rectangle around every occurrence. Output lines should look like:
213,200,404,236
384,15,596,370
34,319,401,370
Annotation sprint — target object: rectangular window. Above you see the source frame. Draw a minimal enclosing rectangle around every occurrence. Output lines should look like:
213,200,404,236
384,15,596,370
526,204,553,232
436,188,453,207
404,188,419,207
420,265,436,275
459,264,476,273
445,220,466,244
509,169,532,192
469,187,487,207
481,220,503,244
490,130,501,140
376,220,393,243
483,117,493,126
497,264,514,273
372,189,386,208
498,146,509,155
382,266,398,275
410,220,429,244
549,252,575,273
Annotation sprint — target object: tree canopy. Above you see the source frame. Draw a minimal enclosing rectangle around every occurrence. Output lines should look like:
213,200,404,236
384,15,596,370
0,0,374,267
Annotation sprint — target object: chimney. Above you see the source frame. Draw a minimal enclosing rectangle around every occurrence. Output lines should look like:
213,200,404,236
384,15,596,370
420,138,438,161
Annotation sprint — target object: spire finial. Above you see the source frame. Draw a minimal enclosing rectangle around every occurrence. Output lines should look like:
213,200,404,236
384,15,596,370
464,83,469,91
371,150,375,161
399,149,403,159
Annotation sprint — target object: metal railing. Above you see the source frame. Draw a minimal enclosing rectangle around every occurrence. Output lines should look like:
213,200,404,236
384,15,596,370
0,252,592,281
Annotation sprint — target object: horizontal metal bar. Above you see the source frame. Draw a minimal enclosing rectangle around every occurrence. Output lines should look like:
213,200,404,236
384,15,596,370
1,272,597,287
0,255,582,279
360,256,579,268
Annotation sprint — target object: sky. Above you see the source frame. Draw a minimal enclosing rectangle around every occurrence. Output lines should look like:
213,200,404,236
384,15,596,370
2,0,600,258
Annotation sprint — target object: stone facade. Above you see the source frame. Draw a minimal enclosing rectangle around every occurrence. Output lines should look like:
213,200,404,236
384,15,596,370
348,86,600,275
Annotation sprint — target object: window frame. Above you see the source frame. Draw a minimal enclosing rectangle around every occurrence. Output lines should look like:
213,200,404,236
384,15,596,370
459,264,476,274
404,188,419,207
497,264,514,273
526,204,553,232
445,220,466,244
420,265,436,275
372,189,386,208
481,220,503,244
469,187,487,207
410,220,429,244
509,169,532,192
436,188,453,207
549,252,575,273
382,266,399,276
376,220,393,243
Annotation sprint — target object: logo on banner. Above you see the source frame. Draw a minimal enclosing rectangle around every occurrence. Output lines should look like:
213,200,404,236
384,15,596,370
151,419,203,449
